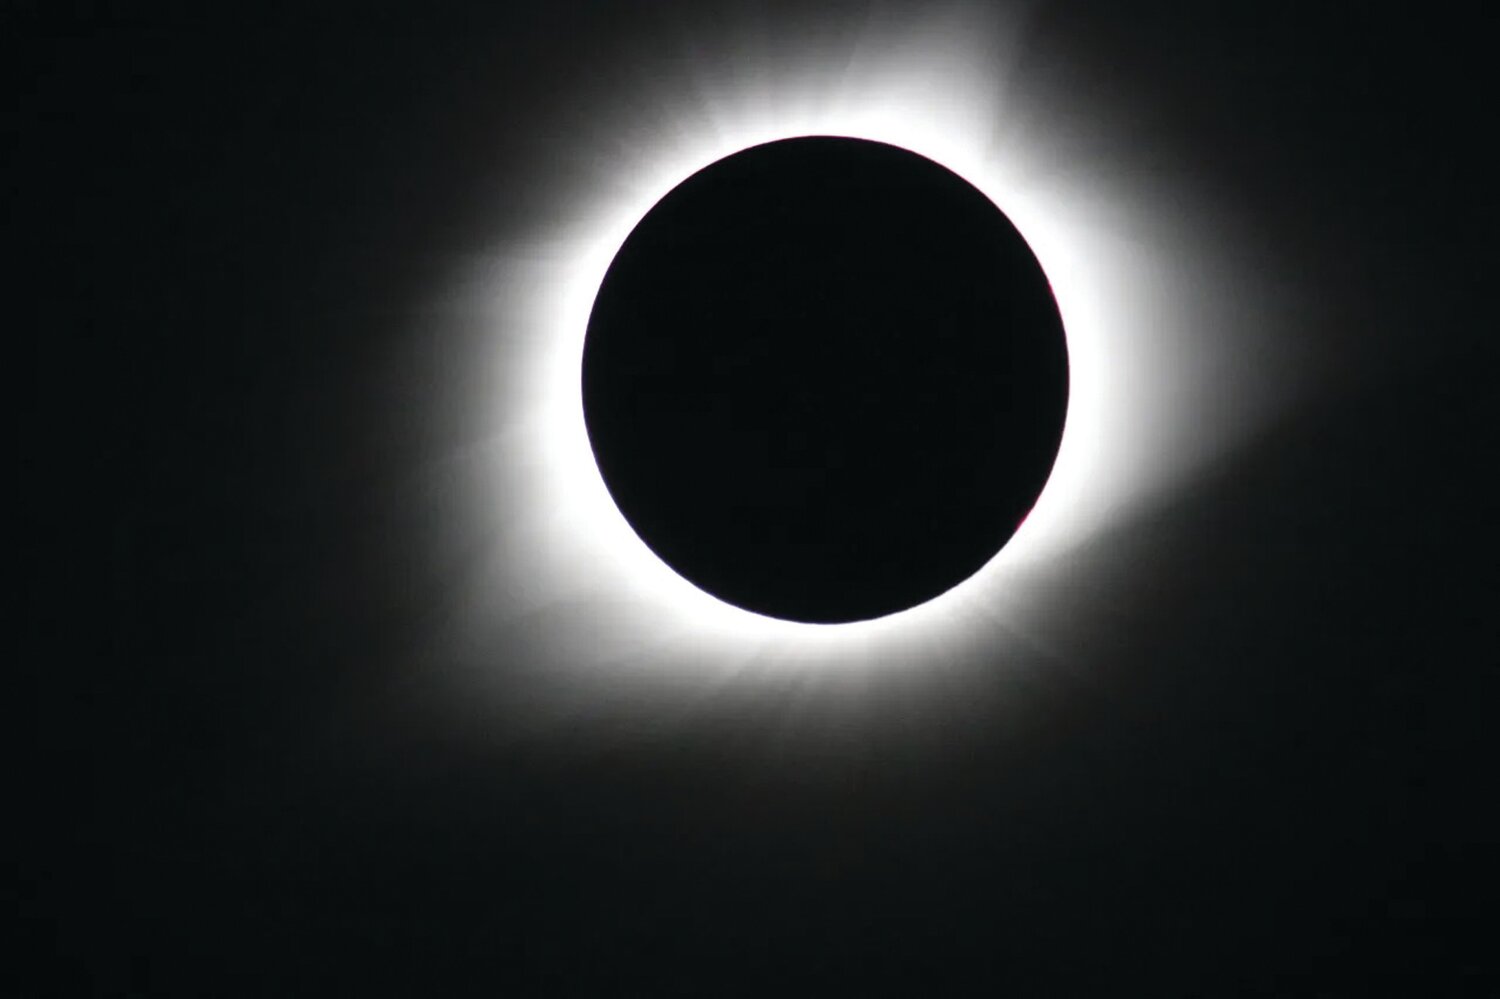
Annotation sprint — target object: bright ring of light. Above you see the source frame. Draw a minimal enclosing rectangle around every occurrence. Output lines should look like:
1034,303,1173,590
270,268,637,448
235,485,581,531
452,4,1285,688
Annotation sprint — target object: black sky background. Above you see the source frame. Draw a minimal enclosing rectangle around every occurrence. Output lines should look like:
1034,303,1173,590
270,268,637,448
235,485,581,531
18,2,1493,994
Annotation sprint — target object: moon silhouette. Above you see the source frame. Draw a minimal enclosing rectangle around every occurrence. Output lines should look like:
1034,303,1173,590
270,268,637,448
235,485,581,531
583,136,1068,624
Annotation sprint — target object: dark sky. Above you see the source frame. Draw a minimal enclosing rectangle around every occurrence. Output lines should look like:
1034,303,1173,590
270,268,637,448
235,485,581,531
19,3,1492,995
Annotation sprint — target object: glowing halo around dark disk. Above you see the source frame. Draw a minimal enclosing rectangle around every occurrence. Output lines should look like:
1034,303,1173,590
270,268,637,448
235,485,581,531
524,129,1103,653
444,4,1291,691
521,112,1114,654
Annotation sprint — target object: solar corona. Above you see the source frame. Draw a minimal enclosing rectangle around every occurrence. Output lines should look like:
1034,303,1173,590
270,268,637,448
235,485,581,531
448,5,1284,692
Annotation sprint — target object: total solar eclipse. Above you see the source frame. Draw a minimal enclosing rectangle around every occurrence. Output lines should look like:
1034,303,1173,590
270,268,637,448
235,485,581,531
582,136,1068,624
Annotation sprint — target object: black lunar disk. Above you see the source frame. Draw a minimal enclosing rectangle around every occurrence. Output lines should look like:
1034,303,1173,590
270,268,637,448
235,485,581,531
583,137,1068,624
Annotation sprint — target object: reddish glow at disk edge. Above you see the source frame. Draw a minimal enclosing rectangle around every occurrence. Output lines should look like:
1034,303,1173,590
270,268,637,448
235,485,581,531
435,4,1289,693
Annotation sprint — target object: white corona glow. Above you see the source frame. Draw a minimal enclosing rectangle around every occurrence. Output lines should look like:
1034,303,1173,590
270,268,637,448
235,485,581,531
437,3,1291,698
